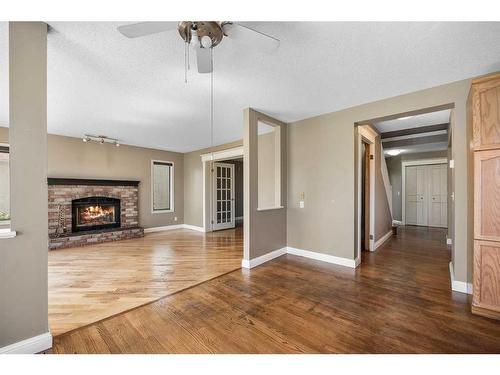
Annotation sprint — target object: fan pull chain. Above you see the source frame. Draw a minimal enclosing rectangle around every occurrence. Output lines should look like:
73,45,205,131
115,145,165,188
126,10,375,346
210,47,214,232
184,41,187,83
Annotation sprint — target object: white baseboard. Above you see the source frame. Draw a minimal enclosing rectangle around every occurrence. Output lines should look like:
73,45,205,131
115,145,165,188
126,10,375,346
144,224,184,233
182,224,206,232
241,247,287,269
374,230,393,250
286,247,357,268
449,261,473,295
0,332,52,354
144,224,206,233
242,246,358,270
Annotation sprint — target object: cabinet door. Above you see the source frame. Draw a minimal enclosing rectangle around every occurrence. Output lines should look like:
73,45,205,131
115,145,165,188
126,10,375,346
474,149,500,242
473,240,500,315
472,75,500,150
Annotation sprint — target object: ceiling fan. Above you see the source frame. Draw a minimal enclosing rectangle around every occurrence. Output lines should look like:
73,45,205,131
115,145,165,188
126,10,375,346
117,21,280,74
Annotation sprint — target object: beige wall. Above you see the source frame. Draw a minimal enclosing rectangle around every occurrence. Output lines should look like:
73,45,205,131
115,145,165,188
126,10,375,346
244,109,287,260
386,150,448,222
47,134,184,229
287,79,471,283
0,22,49,348
0,129,185,229
183,140,242,227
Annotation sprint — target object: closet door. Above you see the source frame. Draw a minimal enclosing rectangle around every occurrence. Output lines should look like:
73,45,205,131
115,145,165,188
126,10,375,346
429,164,448,228
405,165,427,226
405,166,418,225
416,166,428,226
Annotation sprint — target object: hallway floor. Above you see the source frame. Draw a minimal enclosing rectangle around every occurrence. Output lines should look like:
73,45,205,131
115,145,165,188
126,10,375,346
51,226,500,353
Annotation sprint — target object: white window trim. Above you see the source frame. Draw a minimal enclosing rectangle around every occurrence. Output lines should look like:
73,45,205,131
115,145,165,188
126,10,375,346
151,159,174,214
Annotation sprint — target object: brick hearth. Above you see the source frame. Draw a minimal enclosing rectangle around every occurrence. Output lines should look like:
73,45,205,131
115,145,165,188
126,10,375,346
48,179,144,249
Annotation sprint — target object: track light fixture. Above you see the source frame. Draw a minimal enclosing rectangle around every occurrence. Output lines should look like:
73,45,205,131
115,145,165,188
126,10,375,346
82,134,120,147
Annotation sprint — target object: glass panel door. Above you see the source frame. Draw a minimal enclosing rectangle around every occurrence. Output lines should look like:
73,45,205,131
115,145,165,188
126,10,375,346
212,162,235,231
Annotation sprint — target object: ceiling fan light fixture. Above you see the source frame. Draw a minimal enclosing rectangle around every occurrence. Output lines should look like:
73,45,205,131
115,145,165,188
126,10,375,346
201,35,213,49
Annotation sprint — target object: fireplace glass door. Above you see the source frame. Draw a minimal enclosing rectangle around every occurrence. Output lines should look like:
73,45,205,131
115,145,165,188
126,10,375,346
72,197,121,232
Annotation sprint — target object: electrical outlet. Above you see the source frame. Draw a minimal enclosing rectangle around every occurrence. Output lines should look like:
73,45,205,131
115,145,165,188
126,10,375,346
174,217,178,222
299,200,305,208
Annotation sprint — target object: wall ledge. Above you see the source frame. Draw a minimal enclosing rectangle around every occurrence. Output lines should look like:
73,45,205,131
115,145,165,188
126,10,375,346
0,229,16,239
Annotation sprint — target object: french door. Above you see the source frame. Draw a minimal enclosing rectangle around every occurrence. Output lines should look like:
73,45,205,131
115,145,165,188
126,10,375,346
405,163,447,228
212,162,235,231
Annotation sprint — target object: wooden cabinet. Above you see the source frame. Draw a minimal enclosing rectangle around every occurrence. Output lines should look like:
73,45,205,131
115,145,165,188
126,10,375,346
473,240,500,319
472,75,500,150
471,72,500,320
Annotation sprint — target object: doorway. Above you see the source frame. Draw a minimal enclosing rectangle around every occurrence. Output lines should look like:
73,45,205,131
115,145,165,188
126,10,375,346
361,141,371,251
356,124,376,264
201,146,244,232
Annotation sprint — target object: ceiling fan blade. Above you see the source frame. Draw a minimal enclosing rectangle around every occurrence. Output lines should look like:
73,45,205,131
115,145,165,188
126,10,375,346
222,23,280,52
196,47,213,74
117,22,178,38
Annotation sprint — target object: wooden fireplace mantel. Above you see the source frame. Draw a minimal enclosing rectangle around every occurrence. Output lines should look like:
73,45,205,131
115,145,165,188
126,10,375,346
47,178,140,187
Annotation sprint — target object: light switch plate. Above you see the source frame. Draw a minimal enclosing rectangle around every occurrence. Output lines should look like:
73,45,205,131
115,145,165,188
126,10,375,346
299,200,305,208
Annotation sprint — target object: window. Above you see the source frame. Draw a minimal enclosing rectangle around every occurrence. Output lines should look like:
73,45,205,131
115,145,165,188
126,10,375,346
0,145,9,225
151,160,173,213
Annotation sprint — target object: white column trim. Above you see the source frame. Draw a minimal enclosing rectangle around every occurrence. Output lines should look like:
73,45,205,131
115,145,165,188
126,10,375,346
241,247,287,269
449,261,473,295
242,247,358,270
0,332,52,354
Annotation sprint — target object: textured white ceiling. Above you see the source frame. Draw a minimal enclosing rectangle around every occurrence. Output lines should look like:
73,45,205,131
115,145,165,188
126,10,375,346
375,109,451,133
1,22,500,152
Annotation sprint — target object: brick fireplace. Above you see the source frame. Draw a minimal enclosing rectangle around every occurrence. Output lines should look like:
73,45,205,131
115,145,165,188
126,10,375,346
48,178,144,249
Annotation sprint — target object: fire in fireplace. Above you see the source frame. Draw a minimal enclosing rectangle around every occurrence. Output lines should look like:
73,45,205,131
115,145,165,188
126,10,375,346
72,197,121,232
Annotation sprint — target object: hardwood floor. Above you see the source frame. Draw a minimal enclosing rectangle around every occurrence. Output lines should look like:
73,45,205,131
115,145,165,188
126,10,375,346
51,226,500,353
48,227,242,336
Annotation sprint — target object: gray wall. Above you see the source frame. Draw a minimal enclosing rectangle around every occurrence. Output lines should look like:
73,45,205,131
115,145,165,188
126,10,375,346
287,79,471,283
386,150,448,222
0,22,49,348
0,129,185,229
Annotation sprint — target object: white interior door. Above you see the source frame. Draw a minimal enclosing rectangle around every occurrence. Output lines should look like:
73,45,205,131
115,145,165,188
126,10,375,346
428,164,448,227
212,162,235,231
